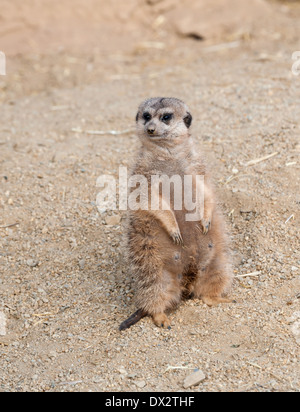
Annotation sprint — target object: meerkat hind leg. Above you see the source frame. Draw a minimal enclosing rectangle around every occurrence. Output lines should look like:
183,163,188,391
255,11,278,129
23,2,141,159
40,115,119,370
194,255,234,307
137,268,180,329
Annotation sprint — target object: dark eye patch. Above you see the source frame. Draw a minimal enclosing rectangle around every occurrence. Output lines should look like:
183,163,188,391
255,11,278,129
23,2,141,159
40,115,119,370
143,112,152,122
161,113,173,123
184,112,192,128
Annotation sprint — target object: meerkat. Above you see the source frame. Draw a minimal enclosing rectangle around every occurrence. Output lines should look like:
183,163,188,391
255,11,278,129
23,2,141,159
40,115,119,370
119,97,233,331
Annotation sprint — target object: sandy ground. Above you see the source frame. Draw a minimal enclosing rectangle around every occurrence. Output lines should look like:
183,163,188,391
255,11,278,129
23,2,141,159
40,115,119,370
0,0,299,392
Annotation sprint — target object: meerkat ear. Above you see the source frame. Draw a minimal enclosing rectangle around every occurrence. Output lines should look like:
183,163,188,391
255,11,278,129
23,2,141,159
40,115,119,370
184,112,192,128
136,112,139,122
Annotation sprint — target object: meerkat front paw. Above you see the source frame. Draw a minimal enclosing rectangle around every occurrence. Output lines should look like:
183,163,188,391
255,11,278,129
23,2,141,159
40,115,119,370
200,218,211,235
153,313,171,329
170,229,183,245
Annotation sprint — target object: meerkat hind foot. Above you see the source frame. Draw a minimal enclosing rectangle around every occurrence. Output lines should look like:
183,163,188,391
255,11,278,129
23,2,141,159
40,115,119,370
152,313,171,329
202,296,233,307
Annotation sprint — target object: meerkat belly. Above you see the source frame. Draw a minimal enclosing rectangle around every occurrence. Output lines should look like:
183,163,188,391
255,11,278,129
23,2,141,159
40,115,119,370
175,209,213,267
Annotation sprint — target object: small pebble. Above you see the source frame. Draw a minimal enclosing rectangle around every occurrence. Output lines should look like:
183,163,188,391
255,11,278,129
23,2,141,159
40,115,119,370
183,369,206,389
134,380,146,389
26,259,39,268
105,215,121,226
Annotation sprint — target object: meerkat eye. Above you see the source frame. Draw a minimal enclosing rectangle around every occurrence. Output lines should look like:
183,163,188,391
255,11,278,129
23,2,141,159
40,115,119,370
162,113,173,122
143,112,152,122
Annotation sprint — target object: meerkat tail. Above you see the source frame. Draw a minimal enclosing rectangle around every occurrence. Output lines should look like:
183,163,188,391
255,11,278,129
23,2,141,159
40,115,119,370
119,309,147,331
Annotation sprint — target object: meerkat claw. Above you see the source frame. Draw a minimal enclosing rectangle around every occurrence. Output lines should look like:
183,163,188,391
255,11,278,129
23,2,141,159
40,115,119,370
153,313,171,329
171,231,183,245
200,219,211,235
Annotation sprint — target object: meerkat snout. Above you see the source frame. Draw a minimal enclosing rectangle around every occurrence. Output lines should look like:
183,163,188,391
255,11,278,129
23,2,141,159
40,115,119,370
147,122,156,135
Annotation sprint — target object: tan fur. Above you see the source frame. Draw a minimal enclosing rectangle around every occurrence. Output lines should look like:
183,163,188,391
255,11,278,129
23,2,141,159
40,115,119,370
120,97,233,330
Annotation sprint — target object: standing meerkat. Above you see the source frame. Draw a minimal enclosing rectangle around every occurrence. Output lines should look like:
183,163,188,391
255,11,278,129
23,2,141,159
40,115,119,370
119,97,233,330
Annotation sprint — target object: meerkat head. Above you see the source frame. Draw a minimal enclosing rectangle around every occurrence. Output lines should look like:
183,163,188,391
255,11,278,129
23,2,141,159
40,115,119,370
135,97,192,147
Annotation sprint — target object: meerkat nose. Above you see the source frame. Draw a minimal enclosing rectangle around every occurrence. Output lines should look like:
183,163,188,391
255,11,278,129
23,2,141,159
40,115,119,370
147,127,156,135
